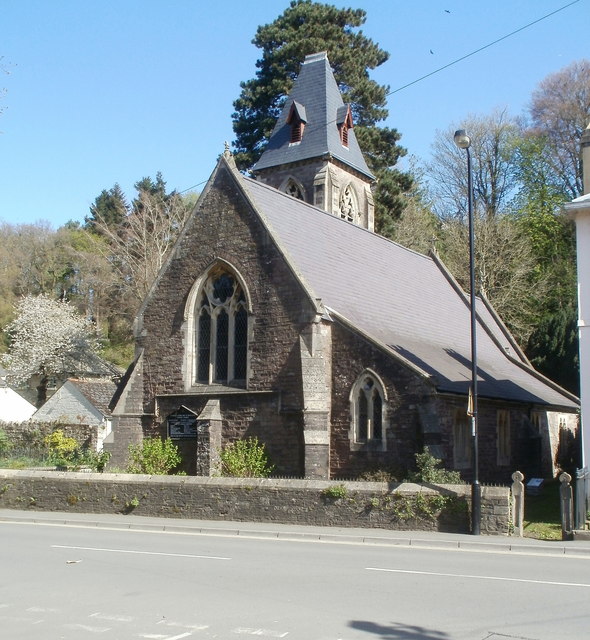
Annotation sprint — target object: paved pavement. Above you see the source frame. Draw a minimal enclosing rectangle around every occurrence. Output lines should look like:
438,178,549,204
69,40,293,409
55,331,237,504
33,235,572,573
2,507,590,556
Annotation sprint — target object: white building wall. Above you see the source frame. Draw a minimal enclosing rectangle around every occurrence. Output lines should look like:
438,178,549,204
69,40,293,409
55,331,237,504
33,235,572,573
567,123,590,469
0,387,36,423
575,207,590,469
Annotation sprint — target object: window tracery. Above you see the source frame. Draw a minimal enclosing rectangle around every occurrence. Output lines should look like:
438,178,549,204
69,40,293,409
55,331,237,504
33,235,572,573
339,184,357,223
285,179,305,200
351,372,386,448
195,269,248,385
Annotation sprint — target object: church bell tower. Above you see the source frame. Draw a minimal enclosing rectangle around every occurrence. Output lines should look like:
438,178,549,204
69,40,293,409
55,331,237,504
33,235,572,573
253,52,376,231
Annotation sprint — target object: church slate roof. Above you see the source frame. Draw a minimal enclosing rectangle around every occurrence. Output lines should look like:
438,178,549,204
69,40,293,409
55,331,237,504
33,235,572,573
237,169,577,410
253,52,375,180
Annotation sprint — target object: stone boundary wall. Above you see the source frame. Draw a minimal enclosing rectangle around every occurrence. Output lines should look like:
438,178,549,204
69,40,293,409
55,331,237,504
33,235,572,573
0,470,510,535
0,422,97,452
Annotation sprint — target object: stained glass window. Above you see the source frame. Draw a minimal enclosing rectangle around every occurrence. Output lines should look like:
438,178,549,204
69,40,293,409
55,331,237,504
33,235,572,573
195,270,248,385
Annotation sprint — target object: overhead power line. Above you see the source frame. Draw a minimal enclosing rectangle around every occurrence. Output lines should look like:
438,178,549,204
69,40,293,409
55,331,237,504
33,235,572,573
387,0,581,96
178,0,581,194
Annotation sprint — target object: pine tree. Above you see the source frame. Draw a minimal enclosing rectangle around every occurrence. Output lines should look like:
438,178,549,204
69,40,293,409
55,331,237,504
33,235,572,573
85,183,128,234
231,0,412,232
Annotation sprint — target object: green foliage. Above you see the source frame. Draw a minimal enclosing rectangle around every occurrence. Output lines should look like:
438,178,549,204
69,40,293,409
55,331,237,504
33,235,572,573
85,183,128,235
354,126,413,236
523,480,562,540
388,492,461,523
99,340,135,369
126,438,182,475
86,450,112,472
321,484,348,500
218,437,274,478
0,429,12,457
526,306,580,395
125,496,140,509
357,469,397,483
44,429,78,465
231,0,412,227
407,448,462,484
42,429,111,471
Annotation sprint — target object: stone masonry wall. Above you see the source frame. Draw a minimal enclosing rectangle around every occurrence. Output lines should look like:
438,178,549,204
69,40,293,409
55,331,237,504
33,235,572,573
0,469,511,535
114,161,320,474
155,393,303,477
330,323,436,479
0,421,97,453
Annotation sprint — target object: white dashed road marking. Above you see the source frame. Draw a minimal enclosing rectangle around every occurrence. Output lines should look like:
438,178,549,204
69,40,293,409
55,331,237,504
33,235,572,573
63,622,111,633
366,566,590,588
232,628,289,637
52,544,231,561
90,612,135,622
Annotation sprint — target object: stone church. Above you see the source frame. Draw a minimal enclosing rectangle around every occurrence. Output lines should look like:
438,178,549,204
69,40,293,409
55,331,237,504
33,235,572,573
108,52,578,482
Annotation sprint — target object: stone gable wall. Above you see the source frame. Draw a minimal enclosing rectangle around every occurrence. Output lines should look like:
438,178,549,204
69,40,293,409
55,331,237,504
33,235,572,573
0,469,511,535
122,164,320,475
138,165,317,398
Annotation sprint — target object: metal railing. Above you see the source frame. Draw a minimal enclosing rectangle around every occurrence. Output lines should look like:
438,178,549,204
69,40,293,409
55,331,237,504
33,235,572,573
575,466,589,530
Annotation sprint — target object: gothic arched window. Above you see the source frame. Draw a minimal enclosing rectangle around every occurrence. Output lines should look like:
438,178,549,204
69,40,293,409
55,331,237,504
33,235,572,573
285,178,305,201
350,372,387,449
339,184,358,223
195,269,248,385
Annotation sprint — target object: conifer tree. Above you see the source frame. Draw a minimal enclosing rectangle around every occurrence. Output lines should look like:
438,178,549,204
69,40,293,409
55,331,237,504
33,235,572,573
86,184,128,235
231,0,413,232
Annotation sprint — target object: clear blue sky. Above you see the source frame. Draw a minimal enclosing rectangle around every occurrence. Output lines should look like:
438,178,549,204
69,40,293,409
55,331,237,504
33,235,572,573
1,0,587,228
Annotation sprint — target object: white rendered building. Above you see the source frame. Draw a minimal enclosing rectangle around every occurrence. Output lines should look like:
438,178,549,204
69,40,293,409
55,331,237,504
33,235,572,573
565,123,590,470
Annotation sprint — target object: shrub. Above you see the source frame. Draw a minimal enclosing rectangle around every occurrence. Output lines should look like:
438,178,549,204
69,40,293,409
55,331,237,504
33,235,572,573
407,448,462,484
0,429,12,457
126,438,182,475
44,429,79,466
218,437,274,478
43,429,112,471
83,449,111,472
358,468,401,483
321,484,348,500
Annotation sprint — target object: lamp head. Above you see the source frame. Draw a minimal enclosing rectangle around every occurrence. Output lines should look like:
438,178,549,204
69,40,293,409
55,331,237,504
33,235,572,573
454,129,471,149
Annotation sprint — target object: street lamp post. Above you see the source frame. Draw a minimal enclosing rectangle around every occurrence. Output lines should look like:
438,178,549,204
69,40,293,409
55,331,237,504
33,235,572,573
454,129,481,536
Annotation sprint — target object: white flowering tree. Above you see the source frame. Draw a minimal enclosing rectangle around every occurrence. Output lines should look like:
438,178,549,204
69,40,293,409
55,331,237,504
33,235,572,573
2,294,99,407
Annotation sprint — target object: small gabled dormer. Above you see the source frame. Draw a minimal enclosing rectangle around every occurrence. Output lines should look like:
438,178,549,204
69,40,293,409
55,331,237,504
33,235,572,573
287,101,307,144
337,104,353,148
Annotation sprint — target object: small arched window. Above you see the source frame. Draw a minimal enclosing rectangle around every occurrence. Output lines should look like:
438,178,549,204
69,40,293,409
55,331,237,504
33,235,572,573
195,269,248,385
350,372,386,449
285,178,305,201
339,184,358,223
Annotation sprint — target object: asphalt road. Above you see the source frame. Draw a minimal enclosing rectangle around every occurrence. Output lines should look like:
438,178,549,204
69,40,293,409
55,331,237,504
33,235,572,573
1,513,589,640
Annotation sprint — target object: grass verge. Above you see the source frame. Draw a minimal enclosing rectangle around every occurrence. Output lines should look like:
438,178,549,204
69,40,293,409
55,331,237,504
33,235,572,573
523,480,562,540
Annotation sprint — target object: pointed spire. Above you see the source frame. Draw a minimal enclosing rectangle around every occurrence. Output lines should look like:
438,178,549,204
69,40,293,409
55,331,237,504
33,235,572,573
253,52,374,181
